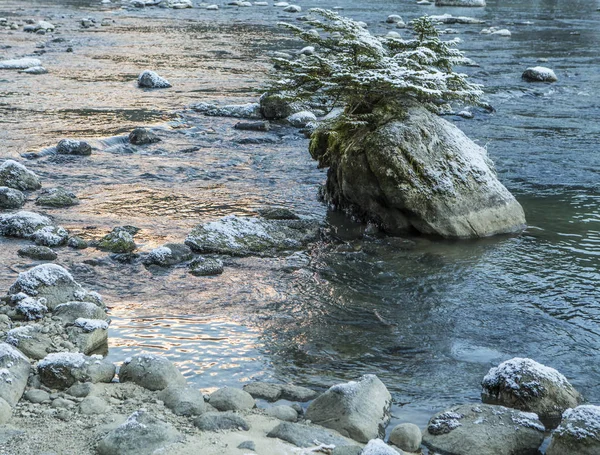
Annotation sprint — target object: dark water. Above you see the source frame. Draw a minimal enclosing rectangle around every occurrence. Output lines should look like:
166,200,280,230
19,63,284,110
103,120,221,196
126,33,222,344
1,0,599,435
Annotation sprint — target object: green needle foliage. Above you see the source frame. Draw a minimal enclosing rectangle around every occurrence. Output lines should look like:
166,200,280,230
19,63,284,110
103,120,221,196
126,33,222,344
267,9,483,126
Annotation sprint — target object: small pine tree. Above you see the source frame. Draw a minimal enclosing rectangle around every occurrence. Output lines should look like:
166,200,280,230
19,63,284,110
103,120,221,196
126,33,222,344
267,9,483,125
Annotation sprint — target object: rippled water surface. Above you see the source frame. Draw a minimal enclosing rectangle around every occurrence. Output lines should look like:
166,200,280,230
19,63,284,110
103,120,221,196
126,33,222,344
1,0,599,431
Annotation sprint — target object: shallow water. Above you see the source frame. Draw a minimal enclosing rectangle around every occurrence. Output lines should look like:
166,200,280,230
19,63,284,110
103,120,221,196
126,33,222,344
1,0,599,434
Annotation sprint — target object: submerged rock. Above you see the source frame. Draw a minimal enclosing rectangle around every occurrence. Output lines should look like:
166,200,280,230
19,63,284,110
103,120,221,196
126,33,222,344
0,187,25,209
522,66,558,82
481,357,582,428
35,187,79,207
305,374,392,443
0,211,53,239
422,404,545,455
234,121,271,132
185,215,319,256
119,354,186,391
97,410,181,455
190,102,262,119
0,343,31,406
38,352,115,389
435,0,486,6
143,243,193,266
547,405,600,455
0,160,42,191
128,127,161,145
138,70,171,88
56,139,92,156
310,100,526,238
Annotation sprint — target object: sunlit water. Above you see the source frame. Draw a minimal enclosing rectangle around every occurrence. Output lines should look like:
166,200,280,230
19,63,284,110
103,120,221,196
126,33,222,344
0,0,599,433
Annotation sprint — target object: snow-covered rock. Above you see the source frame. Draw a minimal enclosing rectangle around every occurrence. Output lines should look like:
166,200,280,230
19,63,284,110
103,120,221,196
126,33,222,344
162,0,192,8
143,244,193,266
547,405,600,455
189,257,223,276
20,66,48,75
56,139,92,156
97,226,137,253
435,0,486,6
0,160,42,191
137,70,172,88
66,318,109,354
54,301,108,324
362,439,400,455
386,15,403,24
119,354,186,391
34,21,55,31
284,5,301,12
0,58,42,70
287,110,317,128
6,324,54,360
32,225,69,247
422,404,545,455
0,211,53,239
429,14,485,24
522,66,558,82
305,374,392,443
0,187,25,209
35,187,79,207
0,343,31,406
190,102,263,119
482,357,582,428
13,296,48,320
310,100,526,238
38,352,115,389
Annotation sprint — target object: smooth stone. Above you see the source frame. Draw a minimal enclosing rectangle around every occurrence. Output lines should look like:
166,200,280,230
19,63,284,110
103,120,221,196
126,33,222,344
193,412,250,431
209,387,255,411
243,382,282,402
17,246,57,261
79,395,109,415
389,423,422,452
65,382,94,398
24,389,50,404
237,440,255,451
0,343,31,406
267,422,350,448
157,386,206,416
119,354,186,391
35,187,79,207
265,405,298,422
522,66,558,82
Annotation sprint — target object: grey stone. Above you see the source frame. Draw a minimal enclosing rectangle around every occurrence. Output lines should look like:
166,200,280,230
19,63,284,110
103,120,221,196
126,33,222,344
0,160,41,191
209,387,255,411
422,404,545,455
51,397,76,408
54,301,108,324
119,354,186,391
287,111,317,128
56,139,92,156
35,187,79,207
280,384,318,402
66,320,109,354
0,398,11,424
435,0,485,5
237,440,255,451
257,207,300,221
547,405,600,455
305,375,391,443
243,382,282,402
522,66,558,83
0,343,31,406
0,187,25,209
38,352,115,389
389,423,422,452
66,382,94,398
97,410,181,455
332,445,363,455
267,422,350,448
17,246,57,261
20,66,48,75
189,257,223,276
24,389,50,404
67,236,88,249
482,357,582,429
0,58,43,69
234,121,271,132
265,405,298,422
143,243,193,266
185,216,319,256
128,127,161,145
193,411,250,431
79,395,109,415
310,100,526,238
0,211,53,239
157,386,206,416
361,439,402,455
138,70,172,89
6,325,55,360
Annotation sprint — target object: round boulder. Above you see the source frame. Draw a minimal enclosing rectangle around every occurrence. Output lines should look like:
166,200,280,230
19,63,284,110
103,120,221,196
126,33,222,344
0,160,41,191
389,423,422,452
0,211,52,239
38,352,115,389
547,405,600,455
119,354,186,391
209,387,255,411
157,386,206,416
522,66,558,82
138,70,171,89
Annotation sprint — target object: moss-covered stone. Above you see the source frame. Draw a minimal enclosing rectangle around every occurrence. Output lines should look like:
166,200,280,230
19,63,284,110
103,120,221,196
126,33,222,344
0,160,42,191
0,187,26,209
189,257,224,276
17,246,58,261
97,227,137,253
35,187,79,208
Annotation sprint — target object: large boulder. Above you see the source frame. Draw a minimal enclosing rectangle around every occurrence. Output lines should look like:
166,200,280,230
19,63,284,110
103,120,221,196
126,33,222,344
422,404,545,455
0,160,41,191
305,374,392,443
481,357,582,428
119,354,186,391
185,215,319,256
546,405,600,455
0,211,53,239
8,264,93,310
0,343,31,406
309,101,526,238
38,352,115,389
97,410,181,455
522,66,558,83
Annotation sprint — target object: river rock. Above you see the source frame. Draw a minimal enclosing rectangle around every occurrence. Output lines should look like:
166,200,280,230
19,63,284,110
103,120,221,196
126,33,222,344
20,66,48,75
67,236,88,249
163,0,192,7
119,354,186,391
193,411,250,431
234,121,271,132
185,215,319,256
128,127,161,145
79,395,110,415
32,225,69,247
0,161,42,191
17,246,57,261
310,100,526,238
287,111,317,128
546,405,600,455
157,386,206,416
35,20,55,31
0,211,52,238
56,139,92,156
138,70,171,88
260,93,304,120
281,383,319,401
422,404,545,455
243,382,283,401
209,387,255,411
428,14,485,24
362,439,401,455
481,357,582,428
189,257,223,276
13,296,48,320
24,389,50,404
190,102,263,119
284,5,301,12
0,343,31,406
265,405,298,422
0,187,25,209
435,0,485,5
305,374,391,443
6,325,55,360
143,243,193,266
257,207,300,220
0,398,11,424
386,15,403,23
54,301,107,324
97,227,136,253
0,58,43,70
522,66,558,82
38,352,115,389
97,410,181,455
8,264,91,310
35,187,79,207
267,421,350,448
389,423,422,452
66,318,109,354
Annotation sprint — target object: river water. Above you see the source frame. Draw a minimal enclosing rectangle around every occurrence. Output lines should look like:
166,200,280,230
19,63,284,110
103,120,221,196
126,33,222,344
1,0,599,434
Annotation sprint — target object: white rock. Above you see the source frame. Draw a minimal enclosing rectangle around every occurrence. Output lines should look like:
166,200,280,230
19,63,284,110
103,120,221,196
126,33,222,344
138,70,172,88
205,4,218,9
386,15,403,24
522,66,558,82
283,5,301,12
35,21,55,31
287,111,317,128
0,58,43,70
